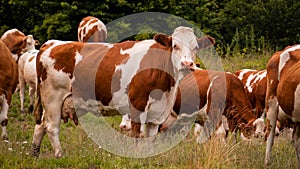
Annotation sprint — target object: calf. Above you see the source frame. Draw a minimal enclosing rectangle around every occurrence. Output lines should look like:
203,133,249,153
32,26,215,158
265,44,300,167
0,40,18,140
78,16,107,42
18,35,39,113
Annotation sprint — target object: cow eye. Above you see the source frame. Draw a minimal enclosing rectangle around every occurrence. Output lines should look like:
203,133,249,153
173,44,179,50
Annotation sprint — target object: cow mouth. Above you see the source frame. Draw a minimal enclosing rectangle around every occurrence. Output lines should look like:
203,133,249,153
179,67,195,72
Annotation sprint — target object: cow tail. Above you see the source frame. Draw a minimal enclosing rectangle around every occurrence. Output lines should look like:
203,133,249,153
33,81,43,124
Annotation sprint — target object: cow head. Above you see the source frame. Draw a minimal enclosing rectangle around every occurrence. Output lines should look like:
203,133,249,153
0,28,29,61
154,26,215,78
25,35,39,51
119,114,132,131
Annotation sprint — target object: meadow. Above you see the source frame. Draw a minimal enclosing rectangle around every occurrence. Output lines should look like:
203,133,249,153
0,52,297,169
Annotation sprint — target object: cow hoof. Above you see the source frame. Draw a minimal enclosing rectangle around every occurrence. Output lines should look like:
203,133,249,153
2,135,8,141
31,143,40,158
28,105,34,113
55,151,63,158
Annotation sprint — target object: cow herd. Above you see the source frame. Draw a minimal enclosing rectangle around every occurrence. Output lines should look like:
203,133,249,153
0,16,299,167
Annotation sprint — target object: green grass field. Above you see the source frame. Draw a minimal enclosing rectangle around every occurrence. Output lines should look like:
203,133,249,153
0,53,297,169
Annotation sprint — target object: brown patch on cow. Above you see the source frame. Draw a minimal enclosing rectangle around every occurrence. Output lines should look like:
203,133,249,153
171,70,257,135
277,61,300,117
83,25,102,42
36,42,55,82
0,40,18,105
234,69,267,118
81,41,134,105
1,30,27,55
28,56,35,62
78,16,106,42
128,42,175,119
50,42,84,78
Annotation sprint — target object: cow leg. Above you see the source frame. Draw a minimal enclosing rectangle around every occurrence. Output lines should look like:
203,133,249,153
145,123,159,138
45,103,63,158
293,123,300,168
19,77,26,114
265,97,279,166
31,122,46,157
0,95,9,140
28,86,35,113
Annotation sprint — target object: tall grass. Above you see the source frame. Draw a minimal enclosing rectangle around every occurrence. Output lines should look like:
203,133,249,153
0,52,297,168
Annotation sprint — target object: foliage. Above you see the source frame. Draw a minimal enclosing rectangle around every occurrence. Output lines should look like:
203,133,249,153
1,0,299,55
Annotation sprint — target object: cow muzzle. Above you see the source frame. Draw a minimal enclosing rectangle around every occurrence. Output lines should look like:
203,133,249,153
180,61,196,71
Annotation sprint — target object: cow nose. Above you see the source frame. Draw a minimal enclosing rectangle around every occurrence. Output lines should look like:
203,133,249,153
119,124,130,131
181,61,195,71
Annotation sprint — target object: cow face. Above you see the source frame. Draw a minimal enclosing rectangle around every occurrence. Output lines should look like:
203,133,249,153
25,35,39,51
154,27,215,79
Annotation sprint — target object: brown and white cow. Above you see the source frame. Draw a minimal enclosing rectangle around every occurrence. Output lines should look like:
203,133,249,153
32,26,215,158
265,44,300,167
1,28,30,60
78,16,107,42
160,70,264,141
235,69,267,118
18,35,39,113
0,40,18,140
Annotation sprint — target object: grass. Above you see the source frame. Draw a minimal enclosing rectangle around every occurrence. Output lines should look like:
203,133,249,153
0,52,297,168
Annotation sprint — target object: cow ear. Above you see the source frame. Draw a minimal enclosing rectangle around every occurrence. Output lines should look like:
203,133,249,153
154,33,172,48
35,40,40,45
197,35,215,49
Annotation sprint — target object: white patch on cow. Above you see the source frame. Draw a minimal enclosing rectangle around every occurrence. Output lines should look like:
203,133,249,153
292,84,300,122
278,45,300,80
0,28,22,40
0,94,9,139
194,123,202,137
0,94,8,123
11,53,19,61
215,116,228,135
119,114,131,130
18,49,39,112
145,90,168,124
245,70,266,93
278,106,289,121
40,40,72,78
78,18,107,42
26,35,36,51
253,117,265,137
74,51,83,66
111,40,156,112
170,27,198,73
237,69,253,80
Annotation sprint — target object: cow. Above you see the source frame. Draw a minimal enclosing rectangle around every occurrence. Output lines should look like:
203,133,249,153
31,26,215,158
18,35,39,113
158,70,265,142
235,69,267,118
78,16,107,42
0,40,18,140
264,44,300,167
0,28,30,60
